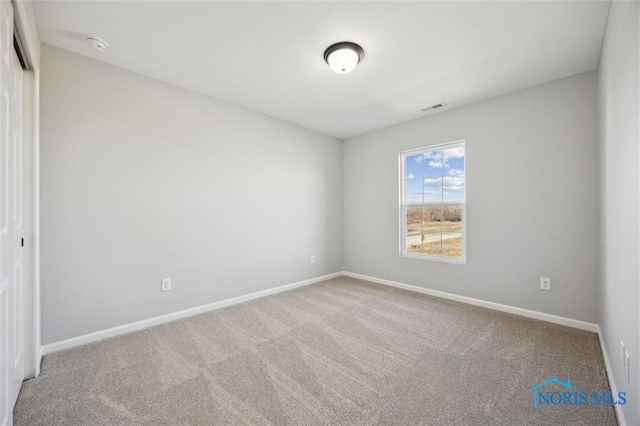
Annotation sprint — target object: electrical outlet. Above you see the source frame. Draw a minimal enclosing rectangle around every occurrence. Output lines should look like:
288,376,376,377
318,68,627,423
540,277,551,291
161,278,171,292
310,255,315,264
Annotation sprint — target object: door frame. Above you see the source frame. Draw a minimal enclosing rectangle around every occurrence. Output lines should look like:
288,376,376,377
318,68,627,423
12,0,40,378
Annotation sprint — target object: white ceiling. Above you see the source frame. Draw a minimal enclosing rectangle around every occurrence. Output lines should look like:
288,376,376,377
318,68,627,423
34,1,610,139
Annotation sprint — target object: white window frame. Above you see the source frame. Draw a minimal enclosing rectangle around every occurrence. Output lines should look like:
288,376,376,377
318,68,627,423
399,140,466,264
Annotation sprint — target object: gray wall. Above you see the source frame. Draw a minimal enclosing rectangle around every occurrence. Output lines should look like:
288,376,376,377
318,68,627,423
40,45,343,344
598,3,640,424
343,72,599,323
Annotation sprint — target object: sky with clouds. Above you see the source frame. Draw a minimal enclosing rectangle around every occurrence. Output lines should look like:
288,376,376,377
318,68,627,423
404,145,465,203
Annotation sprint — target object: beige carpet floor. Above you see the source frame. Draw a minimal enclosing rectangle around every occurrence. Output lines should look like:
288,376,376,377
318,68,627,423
14,276,617,425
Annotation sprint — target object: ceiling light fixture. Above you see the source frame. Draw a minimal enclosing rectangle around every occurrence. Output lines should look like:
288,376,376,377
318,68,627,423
323,42,364,74
86,37,109,52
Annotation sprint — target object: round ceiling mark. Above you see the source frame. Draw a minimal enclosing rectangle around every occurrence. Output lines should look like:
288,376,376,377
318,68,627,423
86,37,109,52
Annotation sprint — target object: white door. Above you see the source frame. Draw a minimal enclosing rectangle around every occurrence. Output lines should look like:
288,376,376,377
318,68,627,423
9,26,25,410
1,0,25,423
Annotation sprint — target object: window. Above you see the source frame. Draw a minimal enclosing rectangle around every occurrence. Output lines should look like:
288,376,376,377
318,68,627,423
400,141,466,263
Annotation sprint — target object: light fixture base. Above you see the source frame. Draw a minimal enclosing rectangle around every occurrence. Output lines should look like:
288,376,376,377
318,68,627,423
323,42,364,64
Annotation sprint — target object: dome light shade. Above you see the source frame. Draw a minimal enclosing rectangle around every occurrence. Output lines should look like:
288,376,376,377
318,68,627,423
324,42,364,74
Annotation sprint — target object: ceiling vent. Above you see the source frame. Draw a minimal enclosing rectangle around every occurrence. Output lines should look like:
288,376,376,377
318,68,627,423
421,102,446,112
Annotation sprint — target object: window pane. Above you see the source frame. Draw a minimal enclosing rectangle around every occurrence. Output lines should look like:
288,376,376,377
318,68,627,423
443,175,465,202
443,145,465,175
419,206,442,256
424,149,443,178
423,177,442,203
404,179,423,203
406,207,423,252
404,154,423,180
442,206,463,258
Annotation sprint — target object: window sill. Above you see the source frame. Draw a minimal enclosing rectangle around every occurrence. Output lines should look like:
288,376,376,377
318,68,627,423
400,252,466,265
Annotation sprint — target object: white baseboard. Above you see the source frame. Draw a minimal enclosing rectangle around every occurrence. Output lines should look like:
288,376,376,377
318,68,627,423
597,326,626,426
35,345,42,377
343,271,599,332
42,270,599,354
41,272,343,355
